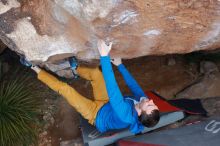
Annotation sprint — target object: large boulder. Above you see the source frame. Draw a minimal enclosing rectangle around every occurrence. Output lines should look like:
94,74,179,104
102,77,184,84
0,0,220,63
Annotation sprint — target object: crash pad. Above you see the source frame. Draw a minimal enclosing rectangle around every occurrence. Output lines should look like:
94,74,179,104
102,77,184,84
80,111,184,146
118,117,220,146
80,91,207,146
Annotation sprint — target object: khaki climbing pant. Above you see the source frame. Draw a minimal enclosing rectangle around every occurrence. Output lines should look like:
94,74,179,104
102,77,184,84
38,67,109,125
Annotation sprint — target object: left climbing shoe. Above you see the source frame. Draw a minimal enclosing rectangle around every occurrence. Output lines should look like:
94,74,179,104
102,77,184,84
20,56,32,67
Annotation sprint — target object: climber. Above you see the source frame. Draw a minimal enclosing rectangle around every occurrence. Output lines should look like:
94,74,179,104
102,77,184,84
20,40,160,134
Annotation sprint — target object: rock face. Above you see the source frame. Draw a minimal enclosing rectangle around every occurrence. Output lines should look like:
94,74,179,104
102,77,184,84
0,40,6,53
176,61,220,99
1,0,220,63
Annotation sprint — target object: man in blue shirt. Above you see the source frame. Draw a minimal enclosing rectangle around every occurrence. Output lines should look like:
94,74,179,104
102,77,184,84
96,40,160,133
20,40,160,134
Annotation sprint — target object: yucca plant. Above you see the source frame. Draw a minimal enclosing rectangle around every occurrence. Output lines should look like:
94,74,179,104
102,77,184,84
0,69,41,146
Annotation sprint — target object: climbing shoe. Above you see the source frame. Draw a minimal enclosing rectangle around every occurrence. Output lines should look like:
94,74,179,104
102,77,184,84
69,56,79,79
20,56,32,67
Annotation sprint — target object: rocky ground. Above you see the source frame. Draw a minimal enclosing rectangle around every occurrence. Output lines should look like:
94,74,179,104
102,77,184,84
1,49,220,146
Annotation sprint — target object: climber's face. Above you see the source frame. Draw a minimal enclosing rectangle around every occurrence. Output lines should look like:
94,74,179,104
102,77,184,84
139,98,158,115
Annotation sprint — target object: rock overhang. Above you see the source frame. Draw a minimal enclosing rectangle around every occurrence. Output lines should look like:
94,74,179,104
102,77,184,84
1,0,220,75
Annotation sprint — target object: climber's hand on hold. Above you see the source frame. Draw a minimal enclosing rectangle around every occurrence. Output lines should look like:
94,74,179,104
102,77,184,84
111,58,122,66
97,39,113,56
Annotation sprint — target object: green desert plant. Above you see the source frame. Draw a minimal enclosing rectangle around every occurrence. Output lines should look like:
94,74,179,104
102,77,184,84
0,72,40,146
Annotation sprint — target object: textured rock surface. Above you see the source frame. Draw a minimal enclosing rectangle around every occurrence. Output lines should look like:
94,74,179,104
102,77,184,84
176,61,220,99
1,0,220,63
0,40,6,53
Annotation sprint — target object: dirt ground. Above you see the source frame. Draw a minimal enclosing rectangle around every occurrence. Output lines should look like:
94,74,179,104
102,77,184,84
2,49,220,146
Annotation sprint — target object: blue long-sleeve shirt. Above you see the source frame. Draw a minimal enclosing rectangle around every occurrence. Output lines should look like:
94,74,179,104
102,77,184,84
117,64,147,100
95,56,145,134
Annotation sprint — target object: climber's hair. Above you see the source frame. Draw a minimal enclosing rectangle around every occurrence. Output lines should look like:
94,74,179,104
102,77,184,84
138,109,160,127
